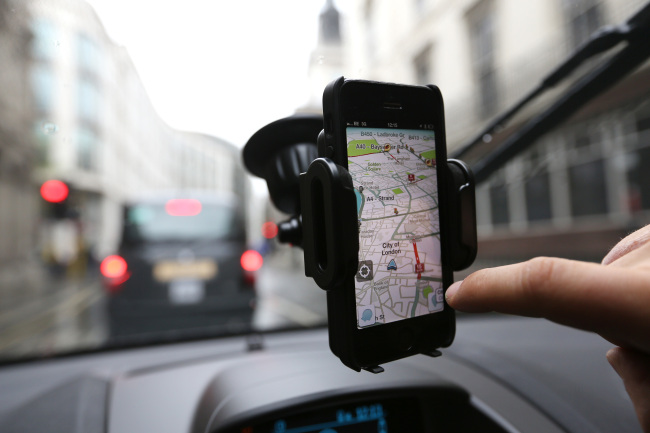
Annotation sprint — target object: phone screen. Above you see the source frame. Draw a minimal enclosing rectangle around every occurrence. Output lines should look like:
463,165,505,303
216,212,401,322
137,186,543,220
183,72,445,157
346,124,443,329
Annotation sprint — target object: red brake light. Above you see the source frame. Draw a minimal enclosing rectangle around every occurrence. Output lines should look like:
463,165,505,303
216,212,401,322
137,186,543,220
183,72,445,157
240,250,263,272
101,255,128,278
40,180,69,203
261,221,278,239
165,199,202,216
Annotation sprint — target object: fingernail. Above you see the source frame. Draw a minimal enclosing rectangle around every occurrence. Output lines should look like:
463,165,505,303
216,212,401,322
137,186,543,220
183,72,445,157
446,280,463,303
606,348,626,380
606,347,622,373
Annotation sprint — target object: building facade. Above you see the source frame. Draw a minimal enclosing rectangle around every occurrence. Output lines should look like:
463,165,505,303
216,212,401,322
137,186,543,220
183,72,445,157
30,0,246,258
302,0,347,112
0,0,40,292
341,0,650,265
0,0,245,289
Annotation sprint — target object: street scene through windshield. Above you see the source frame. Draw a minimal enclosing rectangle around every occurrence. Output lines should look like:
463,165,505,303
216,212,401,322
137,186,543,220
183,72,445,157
1,0,650,362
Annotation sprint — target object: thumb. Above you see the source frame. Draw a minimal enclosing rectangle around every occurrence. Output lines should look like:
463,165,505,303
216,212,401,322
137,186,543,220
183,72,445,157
607,347,650,433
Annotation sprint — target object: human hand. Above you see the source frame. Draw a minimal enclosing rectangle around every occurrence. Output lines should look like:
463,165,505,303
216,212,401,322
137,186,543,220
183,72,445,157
607,347,650,432
445,224,650,431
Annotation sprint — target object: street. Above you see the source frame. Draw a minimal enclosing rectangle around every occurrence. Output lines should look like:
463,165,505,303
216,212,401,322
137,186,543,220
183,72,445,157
0,276,107,359
0,246,327,360
254,246,327,329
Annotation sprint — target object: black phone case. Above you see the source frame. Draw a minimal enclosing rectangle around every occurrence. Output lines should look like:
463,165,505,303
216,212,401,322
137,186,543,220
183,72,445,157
310,77,457,371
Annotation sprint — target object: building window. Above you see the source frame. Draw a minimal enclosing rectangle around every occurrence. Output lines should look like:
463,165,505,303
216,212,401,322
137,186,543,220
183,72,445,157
524,147,552,222
563,0,603,50
76,126,98,170
625,148,650,212
468,1,498,118
31,64,55,113
626,113,650,211
489,170,509,226
413,45,432,85
77,34,100,76
526,172,553,221
569,159,608,217
33,121,52,167
635,110,650,135
77,78,100,122
31,19,57,60
567,127,608,218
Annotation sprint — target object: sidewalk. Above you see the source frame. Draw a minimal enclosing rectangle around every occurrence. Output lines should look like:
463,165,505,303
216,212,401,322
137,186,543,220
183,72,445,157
0,259,49,314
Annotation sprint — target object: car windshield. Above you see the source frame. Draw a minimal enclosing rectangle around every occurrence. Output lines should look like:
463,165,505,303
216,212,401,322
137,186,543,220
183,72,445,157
1,0,649,363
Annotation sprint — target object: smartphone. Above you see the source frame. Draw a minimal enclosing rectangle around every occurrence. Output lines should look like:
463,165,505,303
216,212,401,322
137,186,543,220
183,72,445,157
321,77,455,371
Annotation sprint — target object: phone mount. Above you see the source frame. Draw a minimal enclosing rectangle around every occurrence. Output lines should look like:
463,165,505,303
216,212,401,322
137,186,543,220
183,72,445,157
243,114,323,244
244,114,477,272
245,114,477,372
301,158,477,292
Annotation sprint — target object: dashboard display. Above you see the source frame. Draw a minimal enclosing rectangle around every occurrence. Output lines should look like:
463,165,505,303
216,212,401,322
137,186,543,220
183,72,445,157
237,398,422,432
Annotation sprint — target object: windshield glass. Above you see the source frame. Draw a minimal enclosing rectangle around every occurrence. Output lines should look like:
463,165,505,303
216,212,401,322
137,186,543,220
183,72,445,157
1,0,649,362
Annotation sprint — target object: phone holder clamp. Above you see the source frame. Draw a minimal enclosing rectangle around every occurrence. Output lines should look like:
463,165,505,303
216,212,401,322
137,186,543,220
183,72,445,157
301,157,478,292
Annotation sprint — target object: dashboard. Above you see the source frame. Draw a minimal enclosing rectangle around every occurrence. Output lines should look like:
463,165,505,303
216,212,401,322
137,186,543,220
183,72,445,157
0,315,641,433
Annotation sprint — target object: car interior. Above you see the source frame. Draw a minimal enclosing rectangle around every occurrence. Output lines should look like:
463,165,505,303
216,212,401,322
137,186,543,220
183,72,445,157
0,0,648,432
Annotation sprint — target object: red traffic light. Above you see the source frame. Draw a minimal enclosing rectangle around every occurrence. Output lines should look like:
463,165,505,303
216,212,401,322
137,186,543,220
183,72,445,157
261,221,279,239
40,180,69,203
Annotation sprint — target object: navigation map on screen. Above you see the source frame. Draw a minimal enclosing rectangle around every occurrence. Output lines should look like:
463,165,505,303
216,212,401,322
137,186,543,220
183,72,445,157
347,126,443,329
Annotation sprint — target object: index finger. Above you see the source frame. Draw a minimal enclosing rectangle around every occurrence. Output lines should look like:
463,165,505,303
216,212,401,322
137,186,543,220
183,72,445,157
446,257,650,349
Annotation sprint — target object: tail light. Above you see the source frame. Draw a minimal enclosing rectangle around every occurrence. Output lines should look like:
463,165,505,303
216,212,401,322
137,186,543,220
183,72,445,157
240,250,263,272
100,255,131,292
240,250,262,290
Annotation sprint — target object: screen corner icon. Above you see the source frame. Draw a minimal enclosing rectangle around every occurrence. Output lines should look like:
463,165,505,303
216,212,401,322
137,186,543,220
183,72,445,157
357,305,376,327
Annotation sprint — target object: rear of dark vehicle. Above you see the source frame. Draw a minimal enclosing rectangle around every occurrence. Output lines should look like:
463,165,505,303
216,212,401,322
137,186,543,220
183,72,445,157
102,195,256,340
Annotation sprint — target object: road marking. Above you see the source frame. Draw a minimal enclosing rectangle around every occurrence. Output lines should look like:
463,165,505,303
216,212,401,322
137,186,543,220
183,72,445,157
0,286,101,352
0,281,97,328
256,295,324,328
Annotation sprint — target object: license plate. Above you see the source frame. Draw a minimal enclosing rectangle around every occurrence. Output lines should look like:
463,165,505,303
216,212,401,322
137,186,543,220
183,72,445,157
153,260,217,282
168,279,205,305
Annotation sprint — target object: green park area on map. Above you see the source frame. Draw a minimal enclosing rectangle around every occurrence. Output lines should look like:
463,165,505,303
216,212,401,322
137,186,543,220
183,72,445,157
347,139,383,157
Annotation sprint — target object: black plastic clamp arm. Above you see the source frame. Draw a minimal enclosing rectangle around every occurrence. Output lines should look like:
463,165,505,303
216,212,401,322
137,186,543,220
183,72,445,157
301,157,477,293
301,158,359,290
